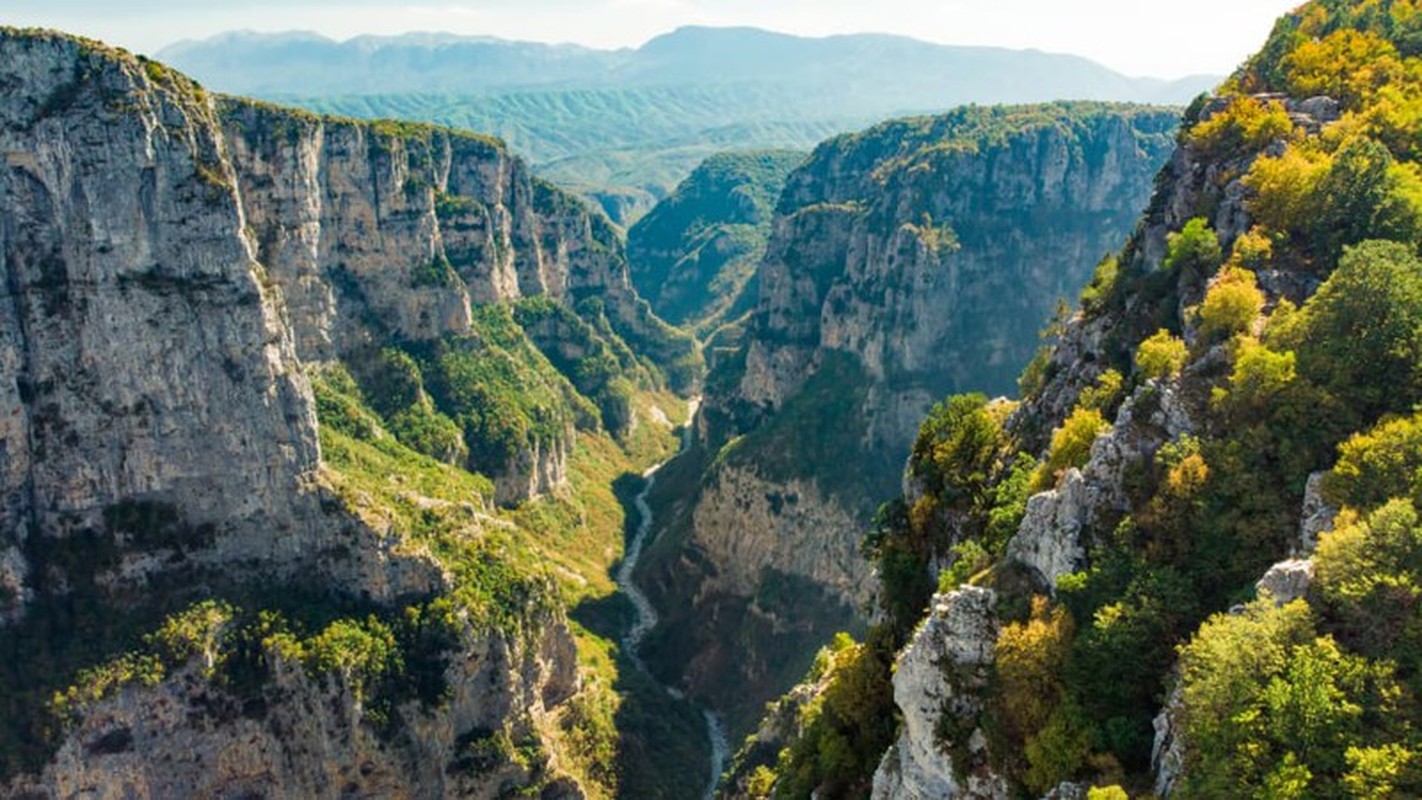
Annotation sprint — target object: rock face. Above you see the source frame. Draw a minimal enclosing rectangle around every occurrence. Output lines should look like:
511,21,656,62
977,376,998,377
1298,471,1337,553
0,31,329,601
871,587,1007,800
0,28,671,794
1255,559,1314,605
641,103,1177,735
8,621,580,800
0,28,677,604
1008,381,1195,589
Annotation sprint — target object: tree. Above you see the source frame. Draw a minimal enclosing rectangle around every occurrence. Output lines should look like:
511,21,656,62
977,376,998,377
1135,330,1188,380
1165,217,1224,278
1293,240,1422,421
1324,412,1422,511
1195,267,1264,341
1032,407,1110,492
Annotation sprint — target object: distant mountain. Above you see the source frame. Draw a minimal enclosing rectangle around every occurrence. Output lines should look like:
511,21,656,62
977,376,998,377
158,27,1217,104
159,27,1218,223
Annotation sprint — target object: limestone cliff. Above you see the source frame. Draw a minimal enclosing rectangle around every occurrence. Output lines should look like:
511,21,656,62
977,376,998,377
638,103,1178,734
0,27,687,795
871,588,1006,800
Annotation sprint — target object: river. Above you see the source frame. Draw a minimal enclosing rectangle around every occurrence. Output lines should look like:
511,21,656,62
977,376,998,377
614,399,729,800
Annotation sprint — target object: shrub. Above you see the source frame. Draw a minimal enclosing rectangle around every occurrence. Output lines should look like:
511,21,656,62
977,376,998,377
1227,227,1274,271
387,405,468,465
1323,412,1422,511
1080,255,1120,316
1195,267,1264,341
1314,499,1422,663
909,394,1007,514
1187,96,1294,158
1031,407,1110,492
1135,330,1188,380
994,597,1087,789
1018,345,1053,399
1210,337,1298,417
994,598,1071,734
303,617,401,710
1282,29,1405,108
1164,217,1223,277
1078,369,1124,415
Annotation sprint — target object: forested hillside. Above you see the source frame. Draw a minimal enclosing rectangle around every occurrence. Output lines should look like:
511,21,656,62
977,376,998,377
724,1,1422,797
0,28,707,798
627,150,804,333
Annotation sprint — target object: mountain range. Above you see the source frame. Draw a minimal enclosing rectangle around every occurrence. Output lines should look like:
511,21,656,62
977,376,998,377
158,27,1219,223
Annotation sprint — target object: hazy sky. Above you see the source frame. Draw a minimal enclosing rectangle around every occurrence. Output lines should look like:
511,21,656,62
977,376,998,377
2,0,1303,78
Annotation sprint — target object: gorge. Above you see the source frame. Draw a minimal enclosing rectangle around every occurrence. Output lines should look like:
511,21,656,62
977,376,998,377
4,1,1422,798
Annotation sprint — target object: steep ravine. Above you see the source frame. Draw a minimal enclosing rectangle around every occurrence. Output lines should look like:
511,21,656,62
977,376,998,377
638,103,1180,736
616,399,731,799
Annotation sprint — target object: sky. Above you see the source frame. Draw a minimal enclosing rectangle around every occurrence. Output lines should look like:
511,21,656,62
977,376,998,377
1,0,1304,78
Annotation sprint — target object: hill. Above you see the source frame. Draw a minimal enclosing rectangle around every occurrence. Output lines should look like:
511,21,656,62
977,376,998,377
627,150,805,333
721,1,1422,796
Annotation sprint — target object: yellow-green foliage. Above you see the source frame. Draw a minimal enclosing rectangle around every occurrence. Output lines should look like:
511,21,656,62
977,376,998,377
1078,369,1124,414
995,597,1074,739
301,617,399,708
1195,266,1264,340
51,653,165,723
1079,254,1120,315
769,631,895,799
1244,134,1422,266
148,600,235,675
1244,143,1333,238
1086,788,1129,800
1211,337,1298,413
1283,29,1406,108
1187,95,1295,157
1164,217,1223,276
1324,412,1422,511
1176,600,1377,797
1031,407,1110,492
993,597,1089,791
1314,499,1422,659
1227,226,1275,271
1135,330,1189,381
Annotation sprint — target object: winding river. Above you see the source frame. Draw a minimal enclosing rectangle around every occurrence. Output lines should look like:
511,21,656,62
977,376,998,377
614,400,729,800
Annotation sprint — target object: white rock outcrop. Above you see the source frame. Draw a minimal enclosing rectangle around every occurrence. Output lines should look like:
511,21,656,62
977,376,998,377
1256,559,1315,605
872,587,1008,800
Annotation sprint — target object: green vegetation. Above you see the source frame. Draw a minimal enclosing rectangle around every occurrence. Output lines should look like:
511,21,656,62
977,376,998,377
1194,266,1265,340
750,4,1422,796
1135,330,1189,380
1186,95,1294,158
864,394,1032,639
627,150,804,333
759,631,897,799
1030,407,1111,493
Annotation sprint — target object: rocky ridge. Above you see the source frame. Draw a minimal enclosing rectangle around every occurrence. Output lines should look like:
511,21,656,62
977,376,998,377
0,28,692,796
